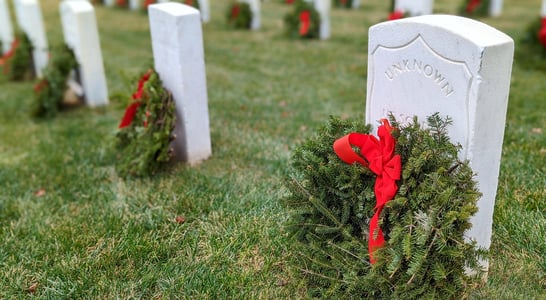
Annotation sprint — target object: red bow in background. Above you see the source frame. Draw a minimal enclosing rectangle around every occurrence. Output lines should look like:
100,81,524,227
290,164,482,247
0,39,20,75
299,10,311,36
538,17,546,48
465,0,481,14
119,70,153,129
333,119,401,263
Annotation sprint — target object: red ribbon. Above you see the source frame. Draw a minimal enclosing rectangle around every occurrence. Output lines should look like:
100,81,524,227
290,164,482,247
144,0,155,8
539,17,546,48
286,0,294,3
184,0,194,6
231,4,240,19
1,39,19,75
388,10,404,21
465,0,481,14
299,10,311,36
119,70,153,129
333,119,401,263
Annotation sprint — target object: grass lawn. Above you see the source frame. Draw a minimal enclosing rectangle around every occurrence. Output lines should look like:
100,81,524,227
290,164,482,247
0,0,544,298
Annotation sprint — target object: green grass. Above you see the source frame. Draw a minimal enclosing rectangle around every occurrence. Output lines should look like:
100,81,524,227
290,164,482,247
0,0,544,298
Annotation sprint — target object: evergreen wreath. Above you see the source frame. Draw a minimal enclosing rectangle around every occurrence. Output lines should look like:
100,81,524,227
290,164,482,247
115,69,176,178
334,0,354,9
284,0,321,39
517,17,546,70
283,114,484,299
459,0,490,16
226,1,252,29
32,45,78,118
1,32,34,81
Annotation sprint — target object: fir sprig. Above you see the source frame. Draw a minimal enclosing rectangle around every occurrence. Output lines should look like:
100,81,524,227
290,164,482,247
115,70,176,178
284,114,484,299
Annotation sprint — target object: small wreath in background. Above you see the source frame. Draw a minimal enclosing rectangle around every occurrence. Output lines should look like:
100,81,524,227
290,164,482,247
32,45,79,118
226,1,252,29
283,114,484,299
284,0,321,39
516,16,546,70
115,69,176,178
460,0,490,16
0,32,34,81
334,0,354,9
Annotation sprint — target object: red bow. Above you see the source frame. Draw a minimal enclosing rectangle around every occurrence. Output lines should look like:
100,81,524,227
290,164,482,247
539,17,546,48
299,10,311,36
231,4,240,19
1,39,19,75
465,0,481,14
333,119,401,263
388,10,404,21
119,70,153,129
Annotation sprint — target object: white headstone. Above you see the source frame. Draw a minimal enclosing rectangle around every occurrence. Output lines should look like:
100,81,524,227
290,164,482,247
13,0,48,77
543,0,546,17
366,15,514,272
60,0,109,107
314,0,331,40
489,0,502,17
394,0,433,16
240,0,260,30
148,3,212,164
0,0,14,54
352,0,360,9
103,0,114,6
198,0,209,23
129,0,140,10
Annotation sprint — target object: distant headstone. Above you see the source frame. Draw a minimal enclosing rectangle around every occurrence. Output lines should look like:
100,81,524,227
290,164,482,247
198,0,210,23
314,0,331,40
60,0,109,107
352,0,360,9
394,0,433,16
0,0,14,54
489,0,502,17
543,0,546,17
103,0,114,6
366,15,514,272
129,0,140,10
13,0,49,77
148,3,212,164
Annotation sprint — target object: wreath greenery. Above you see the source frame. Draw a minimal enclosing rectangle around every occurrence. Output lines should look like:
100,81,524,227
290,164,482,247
459,0,490,17
284,0,321,39
334,0,354,9
226,1,252,29
115,69,176,178
283,114,484,299
517,17,546,70
32,45,78,118
2,32,34,81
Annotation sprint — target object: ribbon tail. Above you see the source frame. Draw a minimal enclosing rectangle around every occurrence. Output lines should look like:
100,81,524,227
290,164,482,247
369,207,386,264
333,134,368,166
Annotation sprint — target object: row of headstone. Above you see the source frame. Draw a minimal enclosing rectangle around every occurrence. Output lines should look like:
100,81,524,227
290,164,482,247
394,0,503,17
148,3,514,275
0,0,108,105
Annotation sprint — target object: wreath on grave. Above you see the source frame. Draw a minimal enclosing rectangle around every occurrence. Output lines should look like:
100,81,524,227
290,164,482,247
32,45,79,118
517,16,546,70
116,0,128,8
334,0,354,9
115,69,176,178
226,1,252,29
284,0,321,39
459,0,490,17
0,32,34,81
283,114,484,299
